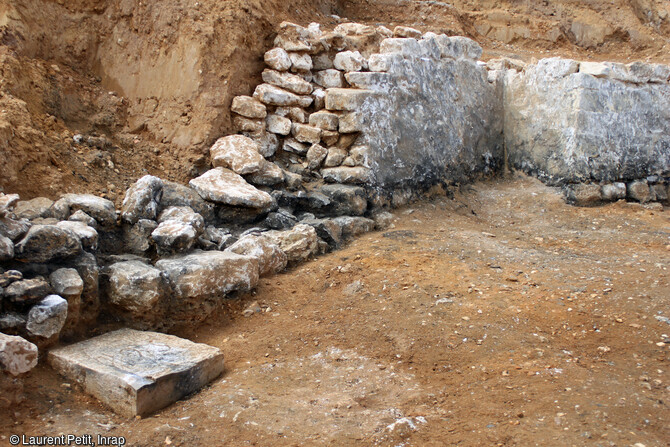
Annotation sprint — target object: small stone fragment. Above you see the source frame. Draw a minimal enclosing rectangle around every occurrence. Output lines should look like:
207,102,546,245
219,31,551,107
262,69,313,95
266,114,293,136
333,50,365,72
289,52,313,72
122,175,164,224
26,295,68,338
307,144,328,170
264,48,292,71
627,180,651,203
0,235,13,261
231,96,267,119
393,26,422,38
321,167,372,184
314,69,345,88
292,123,322,144
210,135,265,175
0,333,38,376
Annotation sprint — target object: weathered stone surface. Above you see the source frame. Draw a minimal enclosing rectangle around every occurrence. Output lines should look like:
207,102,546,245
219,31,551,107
49,329,224,417
435,35,483,60
0,270,22,288
319,184,368,216
107,261,167,320
264,47,292,71
0,333,38,376
233,116,264,133
70,252,100,325
283,170,303,190
338,112,363,133
324,147,348,167
253,83,313,107
56,221,98,251
275,106,307,123
262,69,313,95
265,224,318,262
13,197,53,220
283,138,309,155
2,276,49,303
292,123,322,144
217,204,274,225
325,88,376,111
321,130,340,146
309,111,339,131
505,58,670,185
52,194,115,226
266,114,292,136
190,168,274,209
312,53,333,70
627,180,652,203
158,206,204,232
50,268,83,334
0,193,19,217
348,145,372,167
301,217,343,247
0,217,31,241
565,183,603,206
231,95,267,119
199,226,233,251
334,50,365,72
265,208,298,230
601,182,627,201
246,160,285,186
68,210,97,228
122,175,164,224
334,216,376,238
156,251,259,304
14,225,82,263
379,37,421,57
344,72,392,89
652,183,668,202
160,181,217,224
210,135,265,175
0,235,13,261
321,167,372,184
372,211,394,229
152,221,198,253
227,234,288,277
312,87,326,110
289,52,312,72
123,219,157,254
313,69,345,88
393,26,422,38
274,22,321,52
306,144,328,170
26,295,68,338
245,130,280,158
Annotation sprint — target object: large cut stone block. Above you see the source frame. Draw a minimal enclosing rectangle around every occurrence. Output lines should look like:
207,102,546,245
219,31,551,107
49,329,224,417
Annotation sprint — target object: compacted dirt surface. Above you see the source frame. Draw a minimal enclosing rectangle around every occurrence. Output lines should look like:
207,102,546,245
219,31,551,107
2,176,669,446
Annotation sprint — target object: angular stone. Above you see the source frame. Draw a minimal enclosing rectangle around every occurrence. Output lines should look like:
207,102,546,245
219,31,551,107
275,106,307,123
283,170,303,190
265,208,298,230
321,130,339,146
312,53,333,70
69,210,97,228
14,225,82,263
158,206,204,232
231,95,267,119
324,147,348,167
156,251,259,302
334,50,365,72
13,197,54,220
190,168,274,209
651,183,668,202
52,194,116,227
3,277,50,303
348,145,372,167
627,61,670,83
627,180,651,203
0,333,38,376
372,211,394,229
579,61,612,78
107,261,167,320
210,135,265,175
393,26,422,38
321,167,372,184
71,252,100,326
253,83,312,107
26,295,67,338
217,204,273,225
380,38,421,57
264,224,318,262
313,69,345,89
122,175,164,224
345,72,392,89
0,217,31,241
199,226,233,251
325,88,376,111
0,193,19,217
565,183,602,206
0,234,13,261
56,221,98,251
264,47,292,71
123,219,157,254
0,270,22,288
312,88,326,110
301,217,343,248
266,114,292,136
274,22,321,52
306,144,328,170
334,216,376,238
152,221,198,253
288,52,312,72
262,69,313,95
339,112,363,133
435,35,483,60
160,181,217,224
50,268,84,299
292,123,322,144
283,138,309,155
601,182,627,201
227,234,287,277
246,160,285,186
319,184,368,216
309,111,339,131
233,116,264,133
49,329,224,417
245,130,280,158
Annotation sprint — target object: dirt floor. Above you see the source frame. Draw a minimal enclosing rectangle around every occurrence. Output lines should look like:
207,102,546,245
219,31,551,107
2,175,668,446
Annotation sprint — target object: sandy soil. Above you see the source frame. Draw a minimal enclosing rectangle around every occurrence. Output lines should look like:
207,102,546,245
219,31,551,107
2,176,668,446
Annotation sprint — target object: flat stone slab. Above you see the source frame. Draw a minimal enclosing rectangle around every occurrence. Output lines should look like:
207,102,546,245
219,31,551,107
49,329,224,417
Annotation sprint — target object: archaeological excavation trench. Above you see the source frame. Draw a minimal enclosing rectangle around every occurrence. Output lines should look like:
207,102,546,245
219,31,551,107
1,5,670,446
